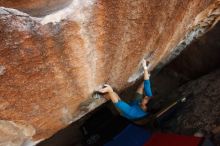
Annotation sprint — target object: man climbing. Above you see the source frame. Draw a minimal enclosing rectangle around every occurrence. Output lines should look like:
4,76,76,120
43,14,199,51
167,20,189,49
97,59,153,120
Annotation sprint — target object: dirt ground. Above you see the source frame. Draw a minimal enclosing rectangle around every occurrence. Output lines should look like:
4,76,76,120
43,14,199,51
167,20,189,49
160,70,220,146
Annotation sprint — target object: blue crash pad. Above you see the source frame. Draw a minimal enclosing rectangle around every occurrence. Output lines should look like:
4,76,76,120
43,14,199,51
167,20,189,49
104,124,151,146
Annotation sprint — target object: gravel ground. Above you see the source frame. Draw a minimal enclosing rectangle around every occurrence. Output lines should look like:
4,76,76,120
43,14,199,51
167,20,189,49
162,70,220,146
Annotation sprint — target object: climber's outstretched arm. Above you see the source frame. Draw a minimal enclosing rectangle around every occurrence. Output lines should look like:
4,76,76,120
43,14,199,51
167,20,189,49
142,59,150,80
144,80,153,97
97,84,120,103
142,59,153,97
98,84,146,119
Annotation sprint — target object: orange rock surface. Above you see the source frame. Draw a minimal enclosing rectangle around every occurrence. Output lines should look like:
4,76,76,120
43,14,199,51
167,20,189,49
0,0,220,145
0,0,72,16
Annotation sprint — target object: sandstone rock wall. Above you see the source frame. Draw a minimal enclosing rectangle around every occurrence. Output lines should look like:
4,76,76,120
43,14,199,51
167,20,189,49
0,0,72,16
0,0,220,145
167,21,220,79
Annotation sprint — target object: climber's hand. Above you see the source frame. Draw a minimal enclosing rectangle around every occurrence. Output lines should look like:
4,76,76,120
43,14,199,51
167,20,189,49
97,84,114,94
142,59,148,70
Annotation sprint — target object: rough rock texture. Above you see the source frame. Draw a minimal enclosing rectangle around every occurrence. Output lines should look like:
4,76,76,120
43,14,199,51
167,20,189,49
0,120,37,146
0,0,220,145
167,21,220,79
164,70,220,146
149,21,220,100
0,0,72,17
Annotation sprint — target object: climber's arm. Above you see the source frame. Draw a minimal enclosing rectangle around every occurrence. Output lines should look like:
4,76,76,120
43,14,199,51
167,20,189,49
97,85,138,119
114,100,138,118
98,84,147,119
144,80,153,97
142,59,153,97
97,84,120,103
142,59,150,80
108,91,121,103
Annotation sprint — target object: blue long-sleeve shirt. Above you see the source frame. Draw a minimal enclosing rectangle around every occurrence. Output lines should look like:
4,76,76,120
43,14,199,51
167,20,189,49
144,79,153,97
114,80,153,120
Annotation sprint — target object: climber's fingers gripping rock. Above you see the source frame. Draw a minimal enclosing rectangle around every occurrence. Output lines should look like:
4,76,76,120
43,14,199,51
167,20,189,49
97,84,113,94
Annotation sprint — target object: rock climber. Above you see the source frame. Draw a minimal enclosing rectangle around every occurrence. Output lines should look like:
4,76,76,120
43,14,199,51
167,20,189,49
97,59,153,120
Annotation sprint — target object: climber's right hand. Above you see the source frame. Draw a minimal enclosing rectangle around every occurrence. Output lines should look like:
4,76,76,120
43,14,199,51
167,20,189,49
142,59,148,70
97,84,114,94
